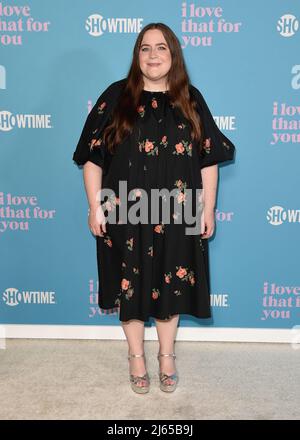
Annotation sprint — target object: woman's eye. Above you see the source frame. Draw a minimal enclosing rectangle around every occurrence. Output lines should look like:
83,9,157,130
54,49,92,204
141,46,167,51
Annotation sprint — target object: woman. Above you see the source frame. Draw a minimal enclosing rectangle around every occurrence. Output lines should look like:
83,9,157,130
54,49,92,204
73,23,235,394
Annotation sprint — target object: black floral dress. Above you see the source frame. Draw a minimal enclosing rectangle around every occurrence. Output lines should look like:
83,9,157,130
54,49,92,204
73,79,235,322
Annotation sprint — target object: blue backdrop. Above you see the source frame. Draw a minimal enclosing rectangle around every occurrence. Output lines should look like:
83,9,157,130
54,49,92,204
1,0,299,330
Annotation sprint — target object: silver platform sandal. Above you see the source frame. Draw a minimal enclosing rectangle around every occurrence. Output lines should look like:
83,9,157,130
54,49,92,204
128,352,150,394
157,352,179,392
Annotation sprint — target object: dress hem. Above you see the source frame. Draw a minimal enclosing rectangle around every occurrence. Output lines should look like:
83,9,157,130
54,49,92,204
98,303,212,322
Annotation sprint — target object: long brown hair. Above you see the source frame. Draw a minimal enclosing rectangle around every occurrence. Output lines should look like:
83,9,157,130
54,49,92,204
102,22,202,154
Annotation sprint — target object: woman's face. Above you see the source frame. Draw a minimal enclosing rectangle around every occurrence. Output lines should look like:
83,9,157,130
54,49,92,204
139,29,172,86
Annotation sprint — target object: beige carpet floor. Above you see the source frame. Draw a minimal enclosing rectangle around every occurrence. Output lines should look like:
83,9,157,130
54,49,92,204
0,339,299,420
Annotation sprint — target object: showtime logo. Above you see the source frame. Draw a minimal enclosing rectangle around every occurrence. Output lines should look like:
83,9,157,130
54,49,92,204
0,111,52,131
267,205,300,225
3,287,56,307
210,294,229,307
277,14,299,37
85,13,143,37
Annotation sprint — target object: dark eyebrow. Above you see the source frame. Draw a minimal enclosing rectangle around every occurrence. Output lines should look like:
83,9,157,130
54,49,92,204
140,43,167,47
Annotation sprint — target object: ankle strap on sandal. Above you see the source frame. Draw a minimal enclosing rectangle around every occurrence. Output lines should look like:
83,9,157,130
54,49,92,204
128,353,145,360
157,353,176,359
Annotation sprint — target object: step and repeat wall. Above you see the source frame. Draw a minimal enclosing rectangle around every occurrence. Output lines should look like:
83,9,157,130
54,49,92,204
0,1,299,332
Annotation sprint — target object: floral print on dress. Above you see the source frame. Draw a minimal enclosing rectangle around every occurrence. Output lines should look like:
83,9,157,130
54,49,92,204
178,123,187,130
175,179,187,191
89,137,102,152
174,179,187,206
126,237,134,251
173,140,192,156
103,235,112,247
130,188,142,200
133,267,140,275
174,290,183,296
162,267,196,290
103,194,121,212
176,266,196,286
164,272,172,283
151,98,158,109
121,278,134,300
223,140,231,150
160,135,168,148
138,139,158,156
154,223,165,234
202,137,211,154
147,245,153,257
173,212,181,220
152,288,160,300
137,105,145,117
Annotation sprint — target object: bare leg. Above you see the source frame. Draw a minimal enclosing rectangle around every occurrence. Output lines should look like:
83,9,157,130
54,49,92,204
121,319,148,387
155,314,179,385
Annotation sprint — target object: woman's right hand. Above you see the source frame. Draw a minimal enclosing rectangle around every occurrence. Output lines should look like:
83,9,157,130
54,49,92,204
88,205,107,237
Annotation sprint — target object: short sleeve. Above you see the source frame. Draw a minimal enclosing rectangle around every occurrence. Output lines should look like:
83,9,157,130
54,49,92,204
72,79,126,172
86,135,109,171
190,85,236,169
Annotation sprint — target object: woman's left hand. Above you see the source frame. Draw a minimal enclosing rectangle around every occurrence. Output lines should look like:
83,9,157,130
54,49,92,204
200,208,215,238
